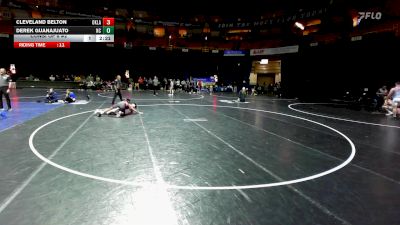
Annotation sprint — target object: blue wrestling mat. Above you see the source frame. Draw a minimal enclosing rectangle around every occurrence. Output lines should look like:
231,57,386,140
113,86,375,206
0,102,62,132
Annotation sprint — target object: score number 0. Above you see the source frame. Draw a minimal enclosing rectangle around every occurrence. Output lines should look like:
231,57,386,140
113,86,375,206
96,27,111,34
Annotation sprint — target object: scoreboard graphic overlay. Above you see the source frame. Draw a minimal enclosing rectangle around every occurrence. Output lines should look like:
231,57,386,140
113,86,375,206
13,18,115,48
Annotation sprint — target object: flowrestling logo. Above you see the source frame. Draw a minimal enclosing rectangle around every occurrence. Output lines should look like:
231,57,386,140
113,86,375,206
358,12,382,21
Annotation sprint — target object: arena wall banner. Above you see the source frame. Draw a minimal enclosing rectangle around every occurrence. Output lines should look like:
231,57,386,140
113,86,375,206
223,50,246,56
250,45,299,56
214,7,327,29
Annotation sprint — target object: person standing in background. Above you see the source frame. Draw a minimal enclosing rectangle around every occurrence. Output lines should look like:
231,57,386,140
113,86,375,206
138,76,144,90
238,87,247,102
112,75,123,105
169,79,175,96
153,75,159,96
0,68,12,111
163,77,168,91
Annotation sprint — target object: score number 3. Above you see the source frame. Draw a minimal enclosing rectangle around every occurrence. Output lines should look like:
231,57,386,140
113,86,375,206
102,18,114,26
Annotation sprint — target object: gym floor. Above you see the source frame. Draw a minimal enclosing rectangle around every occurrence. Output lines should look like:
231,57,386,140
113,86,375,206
0,88,399,225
